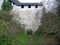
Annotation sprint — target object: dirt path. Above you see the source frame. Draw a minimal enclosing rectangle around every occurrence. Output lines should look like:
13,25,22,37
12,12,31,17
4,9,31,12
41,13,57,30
29,35,33,45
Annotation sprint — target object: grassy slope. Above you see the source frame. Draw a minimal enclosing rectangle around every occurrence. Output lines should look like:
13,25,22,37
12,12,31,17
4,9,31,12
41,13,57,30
0,20,29,45
32,34,44,45
11,33,29,45
0,10,30,45
0,19,44,45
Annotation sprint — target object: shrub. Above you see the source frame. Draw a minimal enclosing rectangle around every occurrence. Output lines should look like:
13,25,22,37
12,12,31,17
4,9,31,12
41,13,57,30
0,10,25,34
0,10,26,45
35,7,60,44
0,10,13,22
7,21,25,34
40,37,57,45
36,12,60,37
35,26,43,36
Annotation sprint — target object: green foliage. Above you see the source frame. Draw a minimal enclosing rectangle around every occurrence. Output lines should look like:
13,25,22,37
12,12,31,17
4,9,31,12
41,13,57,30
36,12,60,37
35,11,60,45
0,19,29,45
7,21,25,34
40,37,57,45
0,10,29,45
11,33,29,45
35,26,43,36
0,20,12,45
0,10,13,22
2,0,12,11
0,10,12,45
32,33,44,45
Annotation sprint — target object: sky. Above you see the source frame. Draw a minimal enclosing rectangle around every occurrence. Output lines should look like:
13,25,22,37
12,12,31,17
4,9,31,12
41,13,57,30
18,0,43,3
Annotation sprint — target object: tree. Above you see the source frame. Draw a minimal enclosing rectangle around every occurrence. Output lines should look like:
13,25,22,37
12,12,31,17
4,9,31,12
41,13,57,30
2,0,12,11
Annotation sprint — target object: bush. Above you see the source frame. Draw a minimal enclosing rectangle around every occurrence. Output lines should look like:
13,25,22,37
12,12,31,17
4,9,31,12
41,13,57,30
0,10,26,45
37,12,60,37
40,37,57,45
7,21,24,34
35,10,60,44
0,20,12,45
35,26,43,36
0,10,13,22
0,20,28,45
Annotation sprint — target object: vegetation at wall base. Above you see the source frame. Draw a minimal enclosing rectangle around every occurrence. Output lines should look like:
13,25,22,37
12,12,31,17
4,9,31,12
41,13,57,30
0,0,60,45
27,29,33,35
0,10,29,45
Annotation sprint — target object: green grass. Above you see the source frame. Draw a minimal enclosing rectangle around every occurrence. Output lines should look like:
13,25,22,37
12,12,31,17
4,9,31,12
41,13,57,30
0,20,10,45
32,33,44,45
0,19,44,45
0,10,29,45
11,33,29,45
0,20,29,45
